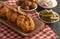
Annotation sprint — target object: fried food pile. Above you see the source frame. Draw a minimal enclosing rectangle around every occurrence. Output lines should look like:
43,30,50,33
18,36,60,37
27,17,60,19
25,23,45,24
0,1,35,32
16,0,37,10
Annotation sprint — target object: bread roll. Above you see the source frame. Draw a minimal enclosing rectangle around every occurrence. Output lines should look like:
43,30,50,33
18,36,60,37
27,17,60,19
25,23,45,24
10,13,18,23
29,0,38,3
6,12,12,21
0,6,9,17
24,1,32,6
31,3,37,9
24,6,30,10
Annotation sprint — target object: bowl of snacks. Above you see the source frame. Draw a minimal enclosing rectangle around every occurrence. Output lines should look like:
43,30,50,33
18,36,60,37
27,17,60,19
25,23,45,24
39,9,60,23
17,0,38,12
38,0,57,8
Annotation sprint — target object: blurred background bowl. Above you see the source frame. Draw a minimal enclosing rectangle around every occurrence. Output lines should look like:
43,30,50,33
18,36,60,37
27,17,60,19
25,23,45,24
39,11,60,23
37,0,58,9
18,5,37,12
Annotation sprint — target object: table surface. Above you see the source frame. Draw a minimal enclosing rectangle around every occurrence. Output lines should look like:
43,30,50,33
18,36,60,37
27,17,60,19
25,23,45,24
0,0,60,39
37,0,60,39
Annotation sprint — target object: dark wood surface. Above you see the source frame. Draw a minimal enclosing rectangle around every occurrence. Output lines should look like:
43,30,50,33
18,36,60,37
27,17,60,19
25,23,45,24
37,0,60,39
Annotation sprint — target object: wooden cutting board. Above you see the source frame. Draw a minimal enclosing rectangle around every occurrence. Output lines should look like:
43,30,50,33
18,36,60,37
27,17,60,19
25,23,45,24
0,17,44,36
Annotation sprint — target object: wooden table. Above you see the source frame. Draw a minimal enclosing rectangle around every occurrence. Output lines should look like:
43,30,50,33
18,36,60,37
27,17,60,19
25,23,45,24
37,0,60,39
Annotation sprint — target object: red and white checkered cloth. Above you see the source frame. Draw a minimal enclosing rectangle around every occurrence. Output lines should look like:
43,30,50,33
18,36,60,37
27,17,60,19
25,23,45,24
0,0,59,39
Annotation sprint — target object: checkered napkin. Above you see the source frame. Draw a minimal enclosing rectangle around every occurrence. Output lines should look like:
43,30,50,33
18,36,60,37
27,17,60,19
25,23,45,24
0,0,59,39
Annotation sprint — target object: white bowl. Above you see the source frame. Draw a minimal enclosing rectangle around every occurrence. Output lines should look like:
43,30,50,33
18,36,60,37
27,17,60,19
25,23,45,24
38,0,57,8
18,6,37,12
39,11,60,23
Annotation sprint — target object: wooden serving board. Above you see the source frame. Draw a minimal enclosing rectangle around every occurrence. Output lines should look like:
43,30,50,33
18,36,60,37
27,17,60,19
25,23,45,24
0,17,44,36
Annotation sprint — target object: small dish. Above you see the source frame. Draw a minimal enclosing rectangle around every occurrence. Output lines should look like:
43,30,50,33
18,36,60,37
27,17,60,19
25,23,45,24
18,6,37,12
37,0,57,8
39,10,60,23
